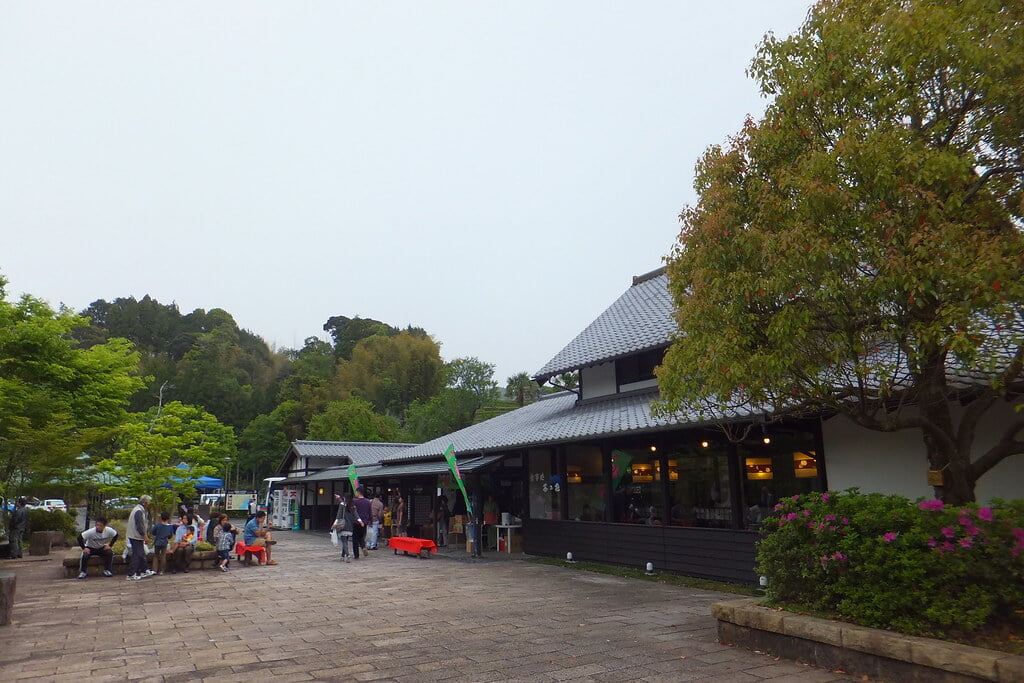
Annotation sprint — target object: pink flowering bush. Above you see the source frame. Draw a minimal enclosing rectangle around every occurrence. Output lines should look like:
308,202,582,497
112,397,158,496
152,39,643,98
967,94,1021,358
757,490,1024,637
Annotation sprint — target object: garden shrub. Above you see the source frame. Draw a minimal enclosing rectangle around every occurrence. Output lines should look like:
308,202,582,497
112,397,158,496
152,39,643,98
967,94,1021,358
195,541,214,552
757,490,1024,638
27,508,78,541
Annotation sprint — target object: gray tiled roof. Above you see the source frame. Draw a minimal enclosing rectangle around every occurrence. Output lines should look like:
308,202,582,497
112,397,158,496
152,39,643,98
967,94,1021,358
289,441,414,466
392,389,735,461
533,268,676,382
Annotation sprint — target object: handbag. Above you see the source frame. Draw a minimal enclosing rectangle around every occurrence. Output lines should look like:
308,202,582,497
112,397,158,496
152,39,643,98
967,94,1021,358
330,529,339,547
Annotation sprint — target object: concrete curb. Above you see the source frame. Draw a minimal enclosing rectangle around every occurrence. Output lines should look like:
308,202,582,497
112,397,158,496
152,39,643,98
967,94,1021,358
712,598,1024,683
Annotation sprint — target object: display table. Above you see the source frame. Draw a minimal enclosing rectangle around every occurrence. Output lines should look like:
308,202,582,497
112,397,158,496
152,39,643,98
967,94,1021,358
494,524,522,554
389,536,437,558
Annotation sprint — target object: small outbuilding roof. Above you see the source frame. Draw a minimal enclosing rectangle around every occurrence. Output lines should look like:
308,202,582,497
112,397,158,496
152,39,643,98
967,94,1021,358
533,267,676,382
277,441,414,475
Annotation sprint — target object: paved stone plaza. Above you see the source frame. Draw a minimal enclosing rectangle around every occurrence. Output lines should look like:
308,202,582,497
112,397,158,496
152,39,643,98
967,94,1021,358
0,530,853,682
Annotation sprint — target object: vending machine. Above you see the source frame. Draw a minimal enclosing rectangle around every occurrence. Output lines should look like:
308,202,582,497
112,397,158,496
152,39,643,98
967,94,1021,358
271,489,299,530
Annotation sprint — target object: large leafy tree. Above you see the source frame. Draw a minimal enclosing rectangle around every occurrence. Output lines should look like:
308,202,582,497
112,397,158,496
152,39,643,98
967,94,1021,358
657,0,1024,504
306,398,401,442
0,279,144,499
96,401,235,505
237,400,303,488
332,331,444,417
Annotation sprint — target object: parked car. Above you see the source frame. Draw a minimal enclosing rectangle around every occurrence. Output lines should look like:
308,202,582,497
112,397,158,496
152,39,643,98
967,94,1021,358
106,497,138,509
42,499,68,512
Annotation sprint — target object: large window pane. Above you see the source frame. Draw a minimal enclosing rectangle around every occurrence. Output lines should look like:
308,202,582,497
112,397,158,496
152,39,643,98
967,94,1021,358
527,449,561,520
566,445,604,521
740,428,819,528
666,442,733,528
611,448,665,524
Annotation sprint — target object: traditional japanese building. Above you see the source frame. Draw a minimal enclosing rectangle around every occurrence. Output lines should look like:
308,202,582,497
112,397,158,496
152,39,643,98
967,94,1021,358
276,267,1024,583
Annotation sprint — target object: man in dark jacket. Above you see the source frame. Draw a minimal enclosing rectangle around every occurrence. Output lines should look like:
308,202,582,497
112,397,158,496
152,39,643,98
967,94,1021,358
352,489,372,559
7,498,29,559
126,495,154,581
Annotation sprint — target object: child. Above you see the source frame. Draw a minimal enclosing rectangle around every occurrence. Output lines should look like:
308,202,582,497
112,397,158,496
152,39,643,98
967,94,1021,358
216,520,236,572
151,511,175,575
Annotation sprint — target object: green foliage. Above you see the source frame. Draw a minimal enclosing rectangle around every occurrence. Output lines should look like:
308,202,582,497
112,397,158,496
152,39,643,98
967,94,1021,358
195,541,214,552
658,0,1024,504
758,491,1024,637
404,388,480,442
332,332,444,417
95,401,235,500
0,279,144,500
306,398,401,442
27,508,78,540
505,372,539,407
237,400,301,485
323,315,400,360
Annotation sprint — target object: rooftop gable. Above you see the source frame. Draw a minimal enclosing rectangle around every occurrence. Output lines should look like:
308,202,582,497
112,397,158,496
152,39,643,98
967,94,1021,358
533,267,675,382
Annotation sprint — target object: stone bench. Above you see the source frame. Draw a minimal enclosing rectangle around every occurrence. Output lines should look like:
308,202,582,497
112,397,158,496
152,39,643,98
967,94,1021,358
62,549,221,578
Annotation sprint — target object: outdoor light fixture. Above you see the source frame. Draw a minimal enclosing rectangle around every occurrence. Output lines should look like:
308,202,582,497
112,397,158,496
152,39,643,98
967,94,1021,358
700,440,710,448
761,424,771,445
649,445,657,452
763,436,771,445
318,487,324,495
645,562,655,576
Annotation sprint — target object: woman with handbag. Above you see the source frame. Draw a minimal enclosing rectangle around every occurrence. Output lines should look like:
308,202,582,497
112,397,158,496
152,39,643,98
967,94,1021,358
331,495,358,563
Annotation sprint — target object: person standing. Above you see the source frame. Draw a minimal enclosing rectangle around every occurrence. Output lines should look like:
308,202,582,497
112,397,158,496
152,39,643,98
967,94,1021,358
332,495,358,562
368,493,384,550
7,498,29,559
77,517,118,579
216,520,237,572
394,493,407,538
247,495,258,517
151,511,175,575
437,494,451,547
352,488,372,559
126,495,154,581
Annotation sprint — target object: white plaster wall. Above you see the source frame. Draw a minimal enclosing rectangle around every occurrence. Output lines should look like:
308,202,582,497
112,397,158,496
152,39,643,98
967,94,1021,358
822,400,1024,503
581,362,617,399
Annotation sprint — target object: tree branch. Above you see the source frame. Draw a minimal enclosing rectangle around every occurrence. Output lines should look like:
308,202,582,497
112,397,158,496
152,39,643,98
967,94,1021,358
970,419,1024,480
964,165,1024,203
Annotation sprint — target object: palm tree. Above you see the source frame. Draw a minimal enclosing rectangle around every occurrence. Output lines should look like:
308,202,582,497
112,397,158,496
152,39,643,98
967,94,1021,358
505,372,537,407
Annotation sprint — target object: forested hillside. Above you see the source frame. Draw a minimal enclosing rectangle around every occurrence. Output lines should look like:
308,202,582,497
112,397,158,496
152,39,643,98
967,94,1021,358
68,295,523,489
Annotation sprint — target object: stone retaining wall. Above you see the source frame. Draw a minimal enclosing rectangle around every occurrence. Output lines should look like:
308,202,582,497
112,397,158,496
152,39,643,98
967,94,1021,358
712,598,1024,683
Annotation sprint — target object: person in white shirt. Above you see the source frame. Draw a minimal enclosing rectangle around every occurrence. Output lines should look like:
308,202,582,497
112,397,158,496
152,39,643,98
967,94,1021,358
77,518,119,579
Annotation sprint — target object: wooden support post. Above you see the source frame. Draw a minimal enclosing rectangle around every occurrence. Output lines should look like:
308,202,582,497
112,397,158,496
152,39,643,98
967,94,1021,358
0,570,15,626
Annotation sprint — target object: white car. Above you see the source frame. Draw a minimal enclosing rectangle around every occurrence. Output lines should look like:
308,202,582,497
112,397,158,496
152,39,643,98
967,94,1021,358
42,499,68,512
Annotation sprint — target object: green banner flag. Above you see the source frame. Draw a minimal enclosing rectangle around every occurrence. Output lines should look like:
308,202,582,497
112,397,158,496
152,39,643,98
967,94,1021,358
611,450,634,490
443,444,474,517
347,463,360,493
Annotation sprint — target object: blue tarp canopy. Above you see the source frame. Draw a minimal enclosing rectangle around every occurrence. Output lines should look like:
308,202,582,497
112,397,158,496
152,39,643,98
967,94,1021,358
171,463,224,491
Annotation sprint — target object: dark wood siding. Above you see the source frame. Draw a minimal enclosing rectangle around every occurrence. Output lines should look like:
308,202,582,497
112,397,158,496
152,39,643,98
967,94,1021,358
523,519,758,584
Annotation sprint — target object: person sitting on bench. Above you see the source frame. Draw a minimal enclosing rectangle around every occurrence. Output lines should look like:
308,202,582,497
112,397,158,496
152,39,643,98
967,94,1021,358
77,517,118,579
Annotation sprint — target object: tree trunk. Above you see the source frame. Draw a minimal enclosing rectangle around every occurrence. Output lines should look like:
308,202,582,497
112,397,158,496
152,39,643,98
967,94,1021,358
916,353,977,505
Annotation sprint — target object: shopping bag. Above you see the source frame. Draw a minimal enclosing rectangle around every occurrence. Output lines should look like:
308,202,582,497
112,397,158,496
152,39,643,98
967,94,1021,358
330,529,339,547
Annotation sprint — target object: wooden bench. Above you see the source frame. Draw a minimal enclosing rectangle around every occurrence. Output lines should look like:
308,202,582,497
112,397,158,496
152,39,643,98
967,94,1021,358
388,536,437,558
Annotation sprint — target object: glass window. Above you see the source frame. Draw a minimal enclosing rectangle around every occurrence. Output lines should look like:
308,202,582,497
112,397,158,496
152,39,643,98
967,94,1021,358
666,441,733,528
740,428,819,529
527,449,561,520
566,445,604,521
610,448,665,524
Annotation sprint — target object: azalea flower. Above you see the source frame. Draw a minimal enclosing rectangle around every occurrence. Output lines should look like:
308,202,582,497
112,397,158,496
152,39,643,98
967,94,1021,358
918,500,944,512
821,493,831,503
977,507,993,522
883,532,898,543
941,526,956,539
959,538,973,549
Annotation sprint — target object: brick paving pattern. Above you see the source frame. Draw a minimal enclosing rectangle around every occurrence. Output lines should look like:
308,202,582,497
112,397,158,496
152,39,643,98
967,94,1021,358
0,530,853,682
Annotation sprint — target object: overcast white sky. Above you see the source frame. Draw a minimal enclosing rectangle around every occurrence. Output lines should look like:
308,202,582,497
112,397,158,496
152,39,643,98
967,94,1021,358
1,1,809,384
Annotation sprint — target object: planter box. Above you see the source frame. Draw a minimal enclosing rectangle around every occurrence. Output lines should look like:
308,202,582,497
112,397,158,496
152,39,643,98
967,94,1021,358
63,549,221,578
712,598,1024,683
